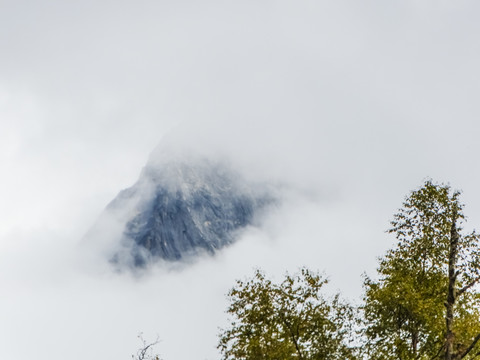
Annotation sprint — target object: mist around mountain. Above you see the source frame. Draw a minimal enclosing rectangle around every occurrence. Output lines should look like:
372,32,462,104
85,146,277,269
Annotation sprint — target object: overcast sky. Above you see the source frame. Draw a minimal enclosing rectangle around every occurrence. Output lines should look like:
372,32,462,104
1,1,480,359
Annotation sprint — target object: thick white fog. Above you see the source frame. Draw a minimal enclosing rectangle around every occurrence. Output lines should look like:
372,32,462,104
2,1,480,359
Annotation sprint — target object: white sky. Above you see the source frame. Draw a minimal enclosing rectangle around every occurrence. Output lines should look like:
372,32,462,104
1,1,480,359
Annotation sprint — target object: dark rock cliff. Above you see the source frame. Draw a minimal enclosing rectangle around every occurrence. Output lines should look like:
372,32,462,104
90,155,274,267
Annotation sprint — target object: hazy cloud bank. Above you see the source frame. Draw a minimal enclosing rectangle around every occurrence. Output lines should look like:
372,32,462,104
1,1,480,359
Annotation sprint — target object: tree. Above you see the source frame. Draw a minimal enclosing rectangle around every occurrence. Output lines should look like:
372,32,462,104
363,180,480,360
132,333,162,360
218,268,358,360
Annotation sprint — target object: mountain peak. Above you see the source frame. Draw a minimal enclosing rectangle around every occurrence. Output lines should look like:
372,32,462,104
86,153,275,268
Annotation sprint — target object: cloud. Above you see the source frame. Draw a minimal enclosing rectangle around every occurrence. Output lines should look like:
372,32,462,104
2,1,480,359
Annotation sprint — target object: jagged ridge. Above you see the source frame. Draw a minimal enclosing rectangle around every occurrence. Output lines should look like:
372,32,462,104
101,156,273,267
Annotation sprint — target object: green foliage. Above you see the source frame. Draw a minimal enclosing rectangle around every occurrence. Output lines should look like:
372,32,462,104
218,268,358,360
362,180,480,360
129,180,480,360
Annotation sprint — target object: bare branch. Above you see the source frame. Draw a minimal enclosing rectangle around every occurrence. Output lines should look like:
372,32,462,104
133,334,161,360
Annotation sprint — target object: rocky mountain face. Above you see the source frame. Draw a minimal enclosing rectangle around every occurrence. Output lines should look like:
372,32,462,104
88,154,274,268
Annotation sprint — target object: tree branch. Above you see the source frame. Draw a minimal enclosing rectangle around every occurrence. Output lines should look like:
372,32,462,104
459,332,480,359
134,334,160,360
279,311,304,360
457,277,480,297
429,342,445,360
